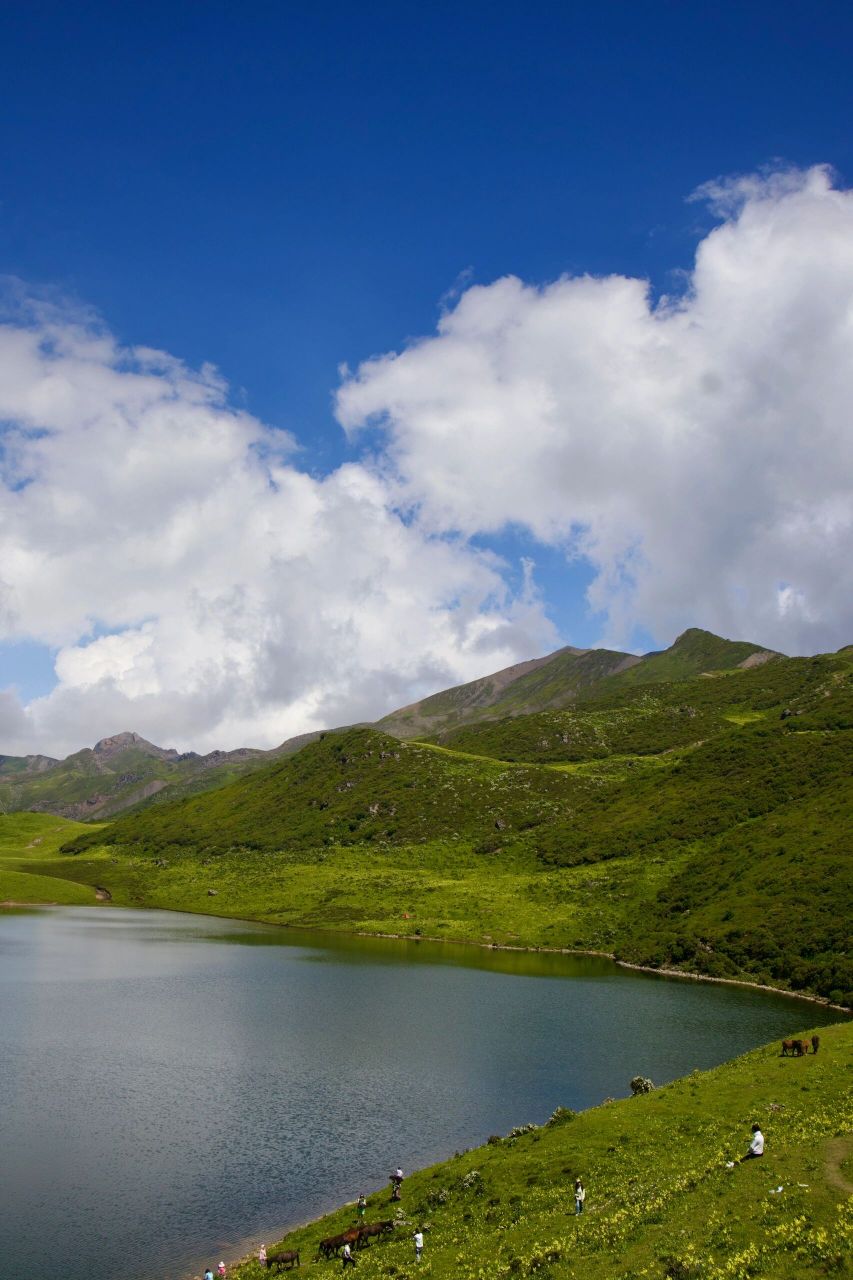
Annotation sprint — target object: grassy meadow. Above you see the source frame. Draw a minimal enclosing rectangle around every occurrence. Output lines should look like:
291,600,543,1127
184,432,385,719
0,812,101,905
228,1021,852,1280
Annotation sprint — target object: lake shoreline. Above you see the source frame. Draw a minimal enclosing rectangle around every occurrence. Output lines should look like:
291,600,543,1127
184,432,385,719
3,894,848,1014
3,902,847,1280
162,906,850,1014
348,927,851,1013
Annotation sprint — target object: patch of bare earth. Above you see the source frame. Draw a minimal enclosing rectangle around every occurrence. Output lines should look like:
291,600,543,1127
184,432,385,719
824,1135,853,1196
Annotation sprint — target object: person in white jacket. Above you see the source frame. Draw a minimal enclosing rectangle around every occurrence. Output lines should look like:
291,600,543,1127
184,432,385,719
574,1179,586,1214
742,1124,764,1161
413,1230,424,1262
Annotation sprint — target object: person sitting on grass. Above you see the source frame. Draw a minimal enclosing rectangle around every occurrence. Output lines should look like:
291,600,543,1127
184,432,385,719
727,1123,764,1166
742,1123,764,1160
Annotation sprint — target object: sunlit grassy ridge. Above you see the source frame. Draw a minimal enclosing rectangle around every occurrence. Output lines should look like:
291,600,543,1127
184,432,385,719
62,728,575,854
230,1021,852,1280
4,647,849,1003
427,653,841,763
377,629,774,739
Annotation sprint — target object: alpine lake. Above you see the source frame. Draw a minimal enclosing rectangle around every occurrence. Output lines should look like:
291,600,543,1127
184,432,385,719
0,906,840,1280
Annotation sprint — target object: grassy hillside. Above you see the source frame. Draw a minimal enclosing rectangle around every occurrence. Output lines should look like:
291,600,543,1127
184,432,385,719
62,727,573,855
229,1021,852,1280
377,647,637,738
610,626,777,687
378,629,774,740
9,643,844,1004
0,630,777,818
0,813,101,904
427,653,828,764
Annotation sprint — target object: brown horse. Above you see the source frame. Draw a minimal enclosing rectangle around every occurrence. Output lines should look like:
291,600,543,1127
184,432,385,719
266,1251,300,1271
811,1035,820,1055
781,1038,808,1056
357,1221,395,1248
319,1229,360,1259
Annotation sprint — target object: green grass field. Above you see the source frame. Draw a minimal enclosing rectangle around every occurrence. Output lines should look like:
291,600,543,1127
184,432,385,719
229,1021,852,1280
19,838,676,956
0,813,101,904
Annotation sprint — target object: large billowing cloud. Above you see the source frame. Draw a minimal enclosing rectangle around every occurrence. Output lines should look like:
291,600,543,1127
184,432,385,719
338,165,853,657
3,165,853,757
0,297,554,757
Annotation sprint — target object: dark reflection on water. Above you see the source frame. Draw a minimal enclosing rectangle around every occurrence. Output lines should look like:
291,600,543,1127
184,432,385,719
0,907,841,1280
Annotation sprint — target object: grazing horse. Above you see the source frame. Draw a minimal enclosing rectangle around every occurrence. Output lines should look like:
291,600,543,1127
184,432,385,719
357,1221,395,1248
266,1251,300,1271
319,1229,360,1259
781,1038,808,1056
811,1035,820,1055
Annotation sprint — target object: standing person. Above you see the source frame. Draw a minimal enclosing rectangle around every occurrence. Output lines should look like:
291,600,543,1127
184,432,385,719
574,1179,586,1215
357,1194,367,1221
391,1168,404,1201
258,1246,267,1267
342,1241,356,1269
204,1270,214,1280
413,1229,424,1263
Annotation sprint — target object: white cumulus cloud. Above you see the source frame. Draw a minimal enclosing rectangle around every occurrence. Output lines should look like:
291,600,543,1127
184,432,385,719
4,164,853,757
337,165,853,657
0,294,555,756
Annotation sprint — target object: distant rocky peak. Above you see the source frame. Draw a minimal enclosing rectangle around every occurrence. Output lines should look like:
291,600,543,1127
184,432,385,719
93,731,179,760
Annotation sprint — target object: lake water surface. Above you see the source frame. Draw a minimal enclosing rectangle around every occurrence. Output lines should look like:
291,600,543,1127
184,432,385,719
0,906,840,1280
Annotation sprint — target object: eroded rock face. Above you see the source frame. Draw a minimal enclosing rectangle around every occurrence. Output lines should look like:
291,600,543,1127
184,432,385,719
738,650,778,670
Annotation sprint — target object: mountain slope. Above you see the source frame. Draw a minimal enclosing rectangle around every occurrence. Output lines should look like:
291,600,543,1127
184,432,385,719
230,1022,853,1280
426,651,827,763
0,728,328,821
0,629,777,819
378,628,777,740
62,726,572,855
377,646,639,738
56,646,853,1003
607,626,779,686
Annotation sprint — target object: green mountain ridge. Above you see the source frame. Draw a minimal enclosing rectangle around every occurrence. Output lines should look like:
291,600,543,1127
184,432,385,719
0,728,324,821
377,628,778,739
0,628,776,821
53,643,853,1005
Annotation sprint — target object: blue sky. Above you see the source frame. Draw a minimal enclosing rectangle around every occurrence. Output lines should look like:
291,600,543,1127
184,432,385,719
2,2,853,752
